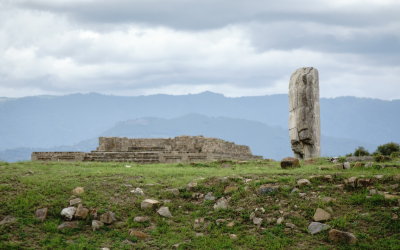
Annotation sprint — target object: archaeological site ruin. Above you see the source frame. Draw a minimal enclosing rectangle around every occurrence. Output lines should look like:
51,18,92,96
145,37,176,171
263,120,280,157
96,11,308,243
289,67,321,159
32,136,262,163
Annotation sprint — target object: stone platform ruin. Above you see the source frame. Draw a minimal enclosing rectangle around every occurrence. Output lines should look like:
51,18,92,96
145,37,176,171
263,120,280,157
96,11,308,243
31,136,262,163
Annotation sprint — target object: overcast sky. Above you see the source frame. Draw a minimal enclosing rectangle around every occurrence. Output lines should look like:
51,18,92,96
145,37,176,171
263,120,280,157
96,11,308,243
0,0,399,99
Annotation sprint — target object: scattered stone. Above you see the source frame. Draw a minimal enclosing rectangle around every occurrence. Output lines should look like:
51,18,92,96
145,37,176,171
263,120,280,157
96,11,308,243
369,189,377,195
131,187,144,196
216,218,226,225
129,230,149,239
321,197,335,203
157,206,172,218
194,218,205,229
285,223,296,229
224,185,238,194
308,222,330,235
322,175,333,182
297,179,311,187
328,229,357,244
204,192,216,201
299,193,307,198
213,197,229,210
172,243,181,248
134,216,150,223
141,199,160,209
61,207,76,220
100,211,116,224
72,187,84,195
229,234,238,240
165,188,180,196
280,157,300,169
384,194,400,200
276,217,284,225
374,175,384,180
345,177,358,188
313,208,331,222
187,182,198,190
0,216,16,226
90,208,98,219
365,162,373,168
101,248,110,250
227,221,235,227
69,198,82,206
258,184,279,195
92,220,104,231
74,204,89,219
192,193,204,199
253,217,263,226
195,233,204,237
125,165,132,168
390,184,399,189
343,162,351,169
35,208,48,222
291,188,299,193
57,221,79,230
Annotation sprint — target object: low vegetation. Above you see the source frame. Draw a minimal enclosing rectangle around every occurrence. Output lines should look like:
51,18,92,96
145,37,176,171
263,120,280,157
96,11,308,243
0,158,399,249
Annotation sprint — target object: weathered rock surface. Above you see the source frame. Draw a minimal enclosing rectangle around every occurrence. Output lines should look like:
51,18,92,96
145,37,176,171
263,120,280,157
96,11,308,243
61,207,76,220
297,179,311,187
92,220,104,231
157,206,172,218
308,222,330,234
288,67,320,159
57,221,79,230
74,204,89,219
0,216,16,226
100,211,116,224
258,184,279,195
213,197,228,210
129,230,150,239
131,187,144,196
134,216,150,222
72,187,84,195
69,198,82,206
35,208,48,222
141,199,160,209
204,192,216,201
313,208,331,222
328,229,357,244
280,157,300,169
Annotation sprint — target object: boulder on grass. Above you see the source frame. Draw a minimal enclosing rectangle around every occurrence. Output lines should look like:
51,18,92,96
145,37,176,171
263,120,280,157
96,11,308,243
280,157,300,169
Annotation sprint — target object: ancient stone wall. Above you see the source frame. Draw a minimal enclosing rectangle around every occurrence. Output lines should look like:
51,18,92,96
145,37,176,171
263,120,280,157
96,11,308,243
32,136,262,163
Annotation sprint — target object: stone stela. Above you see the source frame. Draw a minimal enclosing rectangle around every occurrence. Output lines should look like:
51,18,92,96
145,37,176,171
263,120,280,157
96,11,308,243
31,136,262,163
289,67,321,159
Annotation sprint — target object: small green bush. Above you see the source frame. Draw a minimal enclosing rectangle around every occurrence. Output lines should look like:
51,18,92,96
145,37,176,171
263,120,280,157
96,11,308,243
375,142,400,156
374,154,391,162
390,152,400,158
354,146,370,156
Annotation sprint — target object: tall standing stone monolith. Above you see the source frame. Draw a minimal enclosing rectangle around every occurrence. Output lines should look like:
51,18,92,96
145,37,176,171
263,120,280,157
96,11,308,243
289,67,320,159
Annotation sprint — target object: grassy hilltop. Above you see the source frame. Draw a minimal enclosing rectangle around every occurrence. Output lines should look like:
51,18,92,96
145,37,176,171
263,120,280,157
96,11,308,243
0,159,399,249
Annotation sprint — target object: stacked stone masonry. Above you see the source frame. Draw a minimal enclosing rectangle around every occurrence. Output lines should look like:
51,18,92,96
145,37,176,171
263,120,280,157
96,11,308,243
32,136,262,163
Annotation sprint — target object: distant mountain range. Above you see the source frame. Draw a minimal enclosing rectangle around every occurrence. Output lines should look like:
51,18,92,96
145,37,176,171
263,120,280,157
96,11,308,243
0,92,398,161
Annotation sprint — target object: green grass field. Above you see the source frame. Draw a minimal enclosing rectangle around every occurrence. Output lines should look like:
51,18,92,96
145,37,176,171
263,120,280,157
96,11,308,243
1,159,399,249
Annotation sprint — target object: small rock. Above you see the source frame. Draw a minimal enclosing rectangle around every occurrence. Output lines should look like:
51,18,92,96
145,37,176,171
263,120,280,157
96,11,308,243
328,229,357,244
125,165,132,168
57,221,79,230
165,188,180,196
134,216,150,222
297,179,311,187
308,222,330,235
345,177,358,188
291,188,299,193
69,198,82,206
258,184,279,195
285,222,296,229
100,248,110,250
204,192,216,201
369,189,377,195
343,162,351,169
172,243,181,248
74,204,89,219
195,232,204,237
141,199,160,209
35,208,48,222
92,220,104,231
280,157,300,169
61,207,76,220
157,206,172,218
213,197,229,210
72,187,84,195
129,230,149,239
313,208,331,222
321,197,335,203
253,217,263,226
276,217,284,225
0,216,16,225
187,182,198,190
322,175,333,182
224,185,238,194
100,211,116,224
299,193,307,198
229,234,238,240
227,221,235,227
192,193,204,199
131,187,144,196
392,213,399,220
365,162,373,168
374,175,384,180
384,194,400,200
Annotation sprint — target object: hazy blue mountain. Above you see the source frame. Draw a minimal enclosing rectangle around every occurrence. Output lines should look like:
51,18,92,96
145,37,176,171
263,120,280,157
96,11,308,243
0,114,377,162
0,92,398,154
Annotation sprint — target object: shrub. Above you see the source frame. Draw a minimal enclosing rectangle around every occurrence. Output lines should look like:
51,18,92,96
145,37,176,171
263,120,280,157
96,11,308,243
374,154,391,163
353,146,370,156
375,142,400,156
390,152,400,159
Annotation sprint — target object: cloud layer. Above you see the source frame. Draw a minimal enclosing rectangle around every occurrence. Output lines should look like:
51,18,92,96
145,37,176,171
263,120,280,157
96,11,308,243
1,0,399,99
